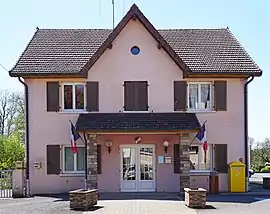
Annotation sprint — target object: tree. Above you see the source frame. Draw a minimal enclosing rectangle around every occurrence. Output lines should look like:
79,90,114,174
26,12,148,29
0,90,25,170
0,134,25,170
0,90,25,142
253,138,270,164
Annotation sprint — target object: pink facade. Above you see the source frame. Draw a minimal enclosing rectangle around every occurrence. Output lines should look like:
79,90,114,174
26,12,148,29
7,3,262,195
24,18,245,195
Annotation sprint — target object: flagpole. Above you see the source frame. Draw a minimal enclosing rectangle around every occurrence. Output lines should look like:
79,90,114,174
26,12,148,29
189,120,207,145
83,132,88,190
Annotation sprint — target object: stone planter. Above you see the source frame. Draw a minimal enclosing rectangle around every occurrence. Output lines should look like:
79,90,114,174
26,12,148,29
69,189,99,210
184,188,206,208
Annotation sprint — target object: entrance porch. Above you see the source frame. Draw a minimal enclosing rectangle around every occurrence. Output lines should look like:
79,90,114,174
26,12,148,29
75,112,200,193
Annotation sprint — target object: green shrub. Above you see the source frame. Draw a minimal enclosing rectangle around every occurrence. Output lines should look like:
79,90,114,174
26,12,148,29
252,164,264,173
260,166,270,173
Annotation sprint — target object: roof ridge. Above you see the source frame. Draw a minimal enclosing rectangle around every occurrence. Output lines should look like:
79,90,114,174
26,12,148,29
27,26,233,31
38,28,112,30
158,28,228,31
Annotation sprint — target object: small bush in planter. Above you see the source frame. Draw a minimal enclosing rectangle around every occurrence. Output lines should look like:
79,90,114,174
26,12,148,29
260,166,270,173
252,164,264,173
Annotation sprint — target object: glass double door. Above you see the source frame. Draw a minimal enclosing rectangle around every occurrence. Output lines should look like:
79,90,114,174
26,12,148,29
120,145,156,192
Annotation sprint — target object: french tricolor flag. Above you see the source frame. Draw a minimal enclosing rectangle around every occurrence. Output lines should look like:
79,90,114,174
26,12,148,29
196,123,208,152
70,121,80,154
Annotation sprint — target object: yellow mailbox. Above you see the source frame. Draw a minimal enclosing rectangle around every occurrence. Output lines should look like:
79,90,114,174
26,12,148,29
229,161,246,192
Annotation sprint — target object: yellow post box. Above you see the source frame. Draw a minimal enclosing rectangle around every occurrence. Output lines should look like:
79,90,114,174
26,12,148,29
228,161,246,192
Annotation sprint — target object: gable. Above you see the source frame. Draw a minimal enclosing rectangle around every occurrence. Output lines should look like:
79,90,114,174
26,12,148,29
87,19,185,79
80,4,190,78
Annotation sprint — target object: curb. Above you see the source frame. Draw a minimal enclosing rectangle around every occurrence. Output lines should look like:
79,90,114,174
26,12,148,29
218,192,270,196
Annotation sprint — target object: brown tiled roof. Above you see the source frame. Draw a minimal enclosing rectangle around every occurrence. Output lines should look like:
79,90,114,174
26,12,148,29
9,4,262,77
10,29,112,76
159,29,261,74
75,113,201,132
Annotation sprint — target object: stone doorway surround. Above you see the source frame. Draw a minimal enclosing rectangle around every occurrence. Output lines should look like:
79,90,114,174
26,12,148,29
86,132,191,193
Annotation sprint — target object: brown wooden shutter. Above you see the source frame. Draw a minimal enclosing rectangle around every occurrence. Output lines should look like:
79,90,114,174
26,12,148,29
214,81,227,111
97,144,102,174
174,81,187,111
47,145,60,175
124,81,135,111
174,144,180,173
86,81,99,112
135,81,148,111
214,144,228,173
46,82,59,112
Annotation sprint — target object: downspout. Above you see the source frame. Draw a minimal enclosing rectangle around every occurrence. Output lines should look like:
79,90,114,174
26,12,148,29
18,77,30,197
244,75,254,192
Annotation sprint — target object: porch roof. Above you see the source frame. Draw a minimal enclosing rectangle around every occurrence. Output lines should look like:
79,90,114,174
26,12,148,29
75,113,200,132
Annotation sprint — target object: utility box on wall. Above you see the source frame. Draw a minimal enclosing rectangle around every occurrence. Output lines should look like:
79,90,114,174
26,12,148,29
228,161,246,192
34,162,42,169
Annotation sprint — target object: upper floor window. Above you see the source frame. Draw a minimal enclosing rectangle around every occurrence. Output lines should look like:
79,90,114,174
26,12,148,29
46,81,99,112
188,82,211,110
124,81,148,111
174,80,227,112
62,83,86,111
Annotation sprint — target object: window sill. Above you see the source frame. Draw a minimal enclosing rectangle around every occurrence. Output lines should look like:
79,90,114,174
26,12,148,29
59,173,85,177
190,170,212,176
186,109,216,114
58,110,88,114
122,111,150,113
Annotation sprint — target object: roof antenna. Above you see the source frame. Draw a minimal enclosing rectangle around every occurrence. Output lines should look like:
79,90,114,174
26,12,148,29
112,0,115,29
122,0,125,16
99,0,102,20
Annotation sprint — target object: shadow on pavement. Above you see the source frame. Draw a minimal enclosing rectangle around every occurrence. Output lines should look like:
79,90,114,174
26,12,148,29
34,191,270,204
206,195,257,203
190,204,216,210
70,205,104,212
35,192,183,202
99,192,183,201
34,193,69,202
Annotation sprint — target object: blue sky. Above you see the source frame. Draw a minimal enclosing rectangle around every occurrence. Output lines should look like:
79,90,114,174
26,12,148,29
0,0,269,141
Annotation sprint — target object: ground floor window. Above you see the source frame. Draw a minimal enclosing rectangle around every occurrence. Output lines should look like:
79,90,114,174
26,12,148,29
62,146,85,173
189,144,213,171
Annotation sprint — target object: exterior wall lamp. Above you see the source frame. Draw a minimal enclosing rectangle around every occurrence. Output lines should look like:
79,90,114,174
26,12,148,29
163,141,169,153
105,141,113,153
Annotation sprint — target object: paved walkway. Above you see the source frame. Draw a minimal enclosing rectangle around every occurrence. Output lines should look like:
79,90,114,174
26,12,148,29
0,193,270,214
0,196,194,214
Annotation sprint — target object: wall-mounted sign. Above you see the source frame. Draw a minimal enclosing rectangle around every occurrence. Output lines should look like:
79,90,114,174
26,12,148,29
158,156,164,164
165,156,172,164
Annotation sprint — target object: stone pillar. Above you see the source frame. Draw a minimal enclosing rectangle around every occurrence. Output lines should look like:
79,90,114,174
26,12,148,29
179,132,190,193
87,134,98,189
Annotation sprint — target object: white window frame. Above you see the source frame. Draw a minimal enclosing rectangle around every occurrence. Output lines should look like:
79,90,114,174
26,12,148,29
61,83,86,112
190,144,213,172
61,145,85,174
187,82,212,111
